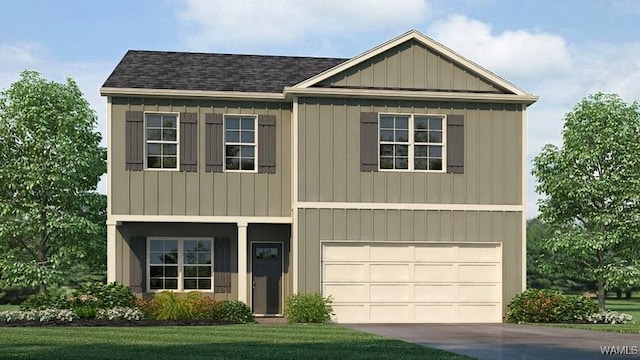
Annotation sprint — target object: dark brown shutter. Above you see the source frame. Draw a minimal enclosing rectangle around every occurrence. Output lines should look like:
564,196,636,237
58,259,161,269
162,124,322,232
125,111,144,171
447,114,464,174
180,112,198,172
360,112,378,172
129,236,147,293
205,113,223,172
257,114,276,174
214,237,231,293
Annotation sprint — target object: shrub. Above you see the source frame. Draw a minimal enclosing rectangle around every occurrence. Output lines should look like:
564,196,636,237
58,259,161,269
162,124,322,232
284,293,333,324
214,300,254,323
0,309,77,322
75,282,136,309
140,291,196,320
96,307,144,321
588,311,634,324
190,296,221,320
21,293,68,310
506,289,597,323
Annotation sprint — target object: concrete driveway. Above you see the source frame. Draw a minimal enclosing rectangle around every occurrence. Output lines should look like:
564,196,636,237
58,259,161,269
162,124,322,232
343,323,640,360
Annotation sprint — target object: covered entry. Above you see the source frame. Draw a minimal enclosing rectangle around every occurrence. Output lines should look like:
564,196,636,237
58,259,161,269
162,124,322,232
321,242,502,323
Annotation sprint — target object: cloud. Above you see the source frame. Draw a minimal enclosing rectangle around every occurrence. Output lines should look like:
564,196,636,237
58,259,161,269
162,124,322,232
0,42,113,194
176,0,431,54
427,15,572,82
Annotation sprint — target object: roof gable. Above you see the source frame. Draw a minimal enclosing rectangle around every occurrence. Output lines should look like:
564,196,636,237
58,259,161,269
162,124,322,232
293,30,530,96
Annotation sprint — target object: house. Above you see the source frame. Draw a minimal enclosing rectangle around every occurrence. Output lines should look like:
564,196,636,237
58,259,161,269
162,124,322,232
100,30,537,323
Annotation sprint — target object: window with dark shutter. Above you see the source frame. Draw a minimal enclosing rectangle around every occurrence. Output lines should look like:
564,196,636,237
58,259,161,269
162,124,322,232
205,113,223,172
446,114,464,174
360,112,379,172
258,114,276,174
125,111,144,171
214,238,232,293
180,112,198,172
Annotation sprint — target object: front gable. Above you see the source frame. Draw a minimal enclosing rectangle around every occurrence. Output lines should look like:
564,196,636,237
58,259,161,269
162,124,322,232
294,30,531,98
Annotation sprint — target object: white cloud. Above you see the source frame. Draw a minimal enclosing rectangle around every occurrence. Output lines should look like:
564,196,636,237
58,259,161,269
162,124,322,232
177,0,431,53
0,42,113,194
427,15,572,81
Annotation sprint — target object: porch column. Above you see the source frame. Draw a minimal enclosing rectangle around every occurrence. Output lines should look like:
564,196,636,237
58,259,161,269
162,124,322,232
237,221,248,304
106,224,117,283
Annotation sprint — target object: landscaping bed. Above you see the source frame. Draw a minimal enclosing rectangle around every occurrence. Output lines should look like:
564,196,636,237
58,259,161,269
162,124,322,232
0,319,229,327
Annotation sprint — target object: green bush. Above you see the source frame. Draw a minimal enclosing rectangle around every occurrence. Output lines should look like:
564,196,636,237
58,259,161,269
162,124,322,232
21,293,68,310
284,293,333,324
145,291,195,320
75,282,135,309
214,300,254,323
506,289,597,323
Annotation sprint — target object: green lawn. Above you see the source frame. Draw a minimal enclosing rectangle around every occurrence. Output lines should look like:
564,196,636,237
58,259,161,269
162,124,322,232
541,298,640,334
0,324,470,360
0,304,20,311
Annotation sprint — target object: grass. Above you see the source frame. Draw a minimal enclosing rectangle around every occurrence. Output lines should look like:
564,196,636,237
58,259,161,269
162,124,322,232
0,324,470,360
540,298,640,334
0,304,19,311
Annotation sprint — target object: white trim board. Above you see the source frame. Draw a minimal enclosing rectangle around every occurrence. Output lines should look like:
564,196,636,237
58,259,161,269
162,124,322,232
297,202,523,212
107,215,292,226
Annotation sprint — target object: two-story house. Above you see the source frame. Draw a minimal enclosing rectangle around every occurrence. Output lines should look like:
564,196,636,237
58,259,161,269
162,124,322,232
101,30,537,323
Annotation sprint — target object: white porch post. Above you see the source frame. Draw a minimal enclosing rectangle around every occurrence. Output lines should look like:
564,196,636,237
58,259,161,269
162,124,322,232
237,221,248,304
107,224,117,283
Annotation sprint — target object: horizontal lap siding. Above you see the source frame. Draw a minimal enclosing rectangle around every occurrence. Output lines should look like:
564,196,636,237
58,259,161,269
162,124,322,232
297,208,522,315
298,98,522,205
110,98,291,217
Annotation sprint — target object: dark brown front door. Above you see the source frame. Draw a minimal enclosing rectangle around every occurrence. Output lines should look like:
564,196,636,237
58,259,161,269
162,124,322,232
252,243,282,315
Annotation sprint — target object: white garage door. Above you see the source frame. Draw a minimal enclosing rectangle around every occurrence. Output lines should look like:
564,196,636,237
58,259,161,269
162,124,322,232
322,242,502,323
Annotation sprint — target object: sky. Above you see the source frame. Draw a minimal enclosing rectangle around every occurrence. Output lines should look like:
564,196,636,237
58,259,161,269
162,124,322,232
1,0,640,218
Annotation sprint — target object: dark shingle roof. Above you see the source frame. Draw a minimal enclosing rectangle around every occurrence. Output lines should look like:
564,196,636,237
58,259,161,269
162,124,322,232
102,50,348,93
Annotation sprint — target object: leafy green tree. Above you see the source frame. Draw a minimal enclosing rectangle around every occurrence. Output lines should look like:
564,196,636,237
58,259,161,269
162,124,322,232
0,71,106,293
532,93,640,310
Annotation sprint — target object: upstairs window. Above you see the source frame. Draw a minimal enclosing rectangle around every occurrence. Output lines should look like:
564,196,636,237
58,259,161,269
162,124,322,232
224,115,256,171
379,114,445,172
145,113,178,169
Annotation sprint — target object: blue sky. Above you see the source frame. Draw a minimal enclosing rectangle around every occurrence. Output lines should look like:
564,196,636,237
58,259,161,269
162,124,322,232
2,0,640,217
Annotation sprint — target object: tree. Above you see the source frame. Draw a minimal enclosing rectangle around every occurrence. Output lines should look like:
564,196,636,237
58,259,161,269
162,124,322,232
532,93,640,310
0,71,106,293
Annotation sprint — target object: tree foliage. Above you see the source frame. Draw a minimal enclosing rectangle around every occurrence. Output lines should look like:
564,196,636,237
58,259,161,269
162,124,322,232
532,93,640,310
0,71,106,292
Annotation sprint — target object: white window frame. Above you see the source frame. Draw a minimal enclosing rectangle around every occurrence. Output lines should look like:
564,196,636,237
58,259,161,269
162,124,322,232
146,237,214,293
223,114,258,173
378,113,447,173
144,112,180,171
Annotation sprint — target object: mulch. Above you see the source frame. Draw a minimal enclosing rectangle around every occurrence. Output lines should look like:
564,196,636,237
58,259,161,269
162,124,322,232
0,319,231,327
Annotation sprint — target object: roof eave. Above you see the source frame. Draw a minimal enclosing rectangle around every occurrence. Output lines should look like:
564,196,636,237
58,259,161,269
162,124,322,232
100,87,285,101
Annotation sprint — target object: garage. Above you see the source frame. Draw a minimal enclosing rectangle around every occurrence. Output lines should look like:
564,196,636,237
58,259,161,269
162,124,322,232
321,242,502,323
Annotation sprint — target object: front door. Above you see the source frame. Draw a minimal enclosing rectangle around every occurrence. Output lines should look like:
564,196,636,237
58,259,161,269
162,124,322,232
251,242,282,315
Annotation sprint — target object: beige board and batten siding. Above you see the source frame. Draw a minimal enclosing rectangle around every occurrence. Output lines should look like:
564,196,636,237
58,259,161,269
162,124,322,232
110,98,291,217
298,98,522,205
297,208,522,316
316,39,507,93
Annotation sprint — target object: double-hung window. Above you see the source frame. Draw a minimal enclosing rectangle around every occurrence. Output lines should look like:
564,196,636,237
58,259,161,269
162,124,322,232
379,114,445,171
148,238,213,291
145,113,178,169
224,115,257,171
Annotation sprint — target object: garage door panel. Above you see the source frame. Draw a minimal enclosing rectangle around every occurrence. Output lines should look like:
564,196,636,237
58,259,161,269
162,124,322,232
458,284,501,302
322,243,502,323
459,304,501,323
324,264,366,281
370,246,412,261
414,246,456,262
414,264,456,282
415,284,457,302
369,264,411,281
332,305,367,323
458,264,500,282
370,284,411,302
323,244,368,261
324,284,367,302
415,304,456,322
370,305,411,322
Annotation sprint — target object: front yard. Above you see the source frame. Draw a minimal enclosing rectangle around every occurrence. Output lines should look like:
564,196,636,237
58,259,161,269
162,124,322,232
0,323,470,360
